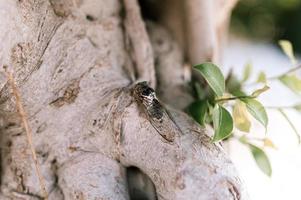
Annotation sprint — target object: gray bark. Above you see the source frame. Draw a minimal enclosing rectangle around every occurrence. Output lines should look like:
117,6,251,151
0,0,247,199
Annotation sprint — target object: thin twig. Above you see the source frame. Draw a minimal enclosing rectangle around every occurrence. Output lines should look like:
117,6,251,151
215,95,251,102
233,135,264,142
266,106,294,109
268,65,301,81
4,66,48,199
278,108,301,144
245,64,301,86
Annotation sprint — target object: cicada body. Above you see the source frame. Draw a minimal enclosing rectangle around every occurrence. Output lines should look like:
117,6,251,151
133,82,177,142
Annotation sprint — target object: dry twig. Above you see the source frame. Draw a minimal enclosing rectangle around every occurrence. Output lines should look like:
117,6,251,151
3,66,48,199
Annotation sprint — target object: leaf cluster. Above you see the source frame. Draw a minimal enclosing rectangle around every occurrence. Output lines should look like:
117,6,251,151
187,40,301,177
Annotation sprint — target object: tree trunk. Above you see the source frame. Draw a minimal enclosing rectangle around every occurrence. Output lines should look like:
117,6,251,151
0,0,247,199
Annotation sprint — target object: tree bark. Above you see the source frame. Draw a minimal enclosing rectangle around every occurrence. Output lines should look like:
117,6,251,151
0,0,247,199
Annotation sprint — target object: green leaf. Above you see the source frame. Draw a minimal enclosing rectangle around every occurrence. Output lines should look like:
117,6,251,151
249,144,272,177
233,101,251,132
293,103,301,112
226,72,245,96
251,85,270,98
257,71,267,84
239,135,248,144
194,82,206,100
194,63,225,97
242,62,252,82
212,105,233,142
187,100,208,126
263,138,277,149
242,98,268,129
205,103,215,124
279,40,296,65
279,74,301,93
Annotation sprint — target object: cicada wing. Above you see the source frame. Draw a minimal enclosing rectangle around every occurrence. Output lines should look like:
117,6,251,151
148,110,177,142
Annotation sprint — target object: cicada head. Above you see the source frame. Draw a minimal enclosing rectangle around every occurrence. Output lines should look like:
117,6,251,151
133,81,156,106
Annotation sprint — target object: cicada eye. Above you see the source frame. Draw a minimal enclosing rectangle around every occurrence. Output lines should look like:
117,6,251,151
141,87,155,97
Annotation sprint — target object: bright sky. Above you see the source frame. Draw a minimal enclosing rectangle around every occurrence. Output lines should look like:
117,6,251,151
223,39,301,200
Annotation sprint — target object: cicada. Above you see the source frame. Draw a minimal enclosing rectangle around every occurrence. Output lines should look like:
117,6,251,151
132,82,178,142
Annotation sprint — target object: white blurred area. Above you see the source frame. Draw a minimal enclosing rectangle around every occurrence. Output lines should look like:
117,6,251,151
223,39,301,200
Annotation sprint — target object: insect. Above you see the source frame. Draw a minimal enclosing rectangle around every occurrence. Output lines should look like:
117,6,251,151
132,81,177,142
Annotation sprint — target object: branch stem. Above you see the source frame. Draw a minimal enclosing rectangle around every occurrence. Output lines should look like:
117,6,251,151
215,95,252,102
278,108,301,144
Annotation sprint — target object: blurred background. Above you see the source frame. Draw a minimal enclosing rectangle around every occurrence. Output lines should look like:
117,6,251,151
225,1,301,199
231,0,301,51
